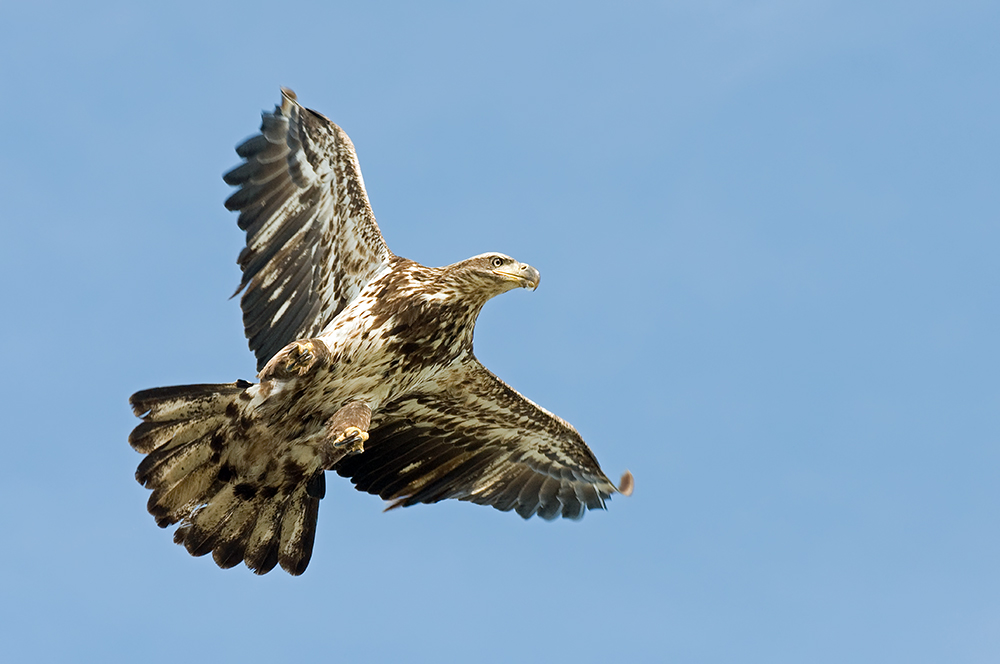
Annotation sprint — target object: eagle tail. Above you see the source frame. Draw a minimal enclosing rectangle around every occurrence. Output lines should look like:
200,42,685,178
128,382,320,575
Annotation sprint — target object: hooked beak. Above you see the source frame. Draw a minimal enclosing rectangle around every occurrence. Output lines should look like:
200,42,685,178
496,263,540,290
520,264,540,290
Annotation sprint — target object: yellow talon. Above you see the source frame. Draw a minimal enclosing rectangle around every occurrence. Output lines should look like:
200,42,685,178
340,427,370,442
285,341,316,375
334,426,368,455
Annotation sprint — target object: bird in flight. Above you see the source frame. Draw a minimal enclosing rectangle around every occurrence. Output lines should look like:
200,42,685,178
129,89,633,575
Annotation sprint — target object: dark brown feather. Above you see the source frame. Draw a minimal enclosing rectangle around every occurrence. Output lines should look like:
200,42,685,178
224,89,391,370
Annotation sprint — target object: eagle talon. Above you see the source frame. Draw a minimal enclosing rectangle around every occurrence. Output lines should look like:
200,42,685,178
284,341,318,375
259,339,331,384
334,426,368,455
336,436,365,455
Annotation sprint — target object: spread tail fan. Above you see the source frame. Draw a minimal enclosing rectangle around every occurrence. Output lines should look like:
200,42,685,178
129,382,322,575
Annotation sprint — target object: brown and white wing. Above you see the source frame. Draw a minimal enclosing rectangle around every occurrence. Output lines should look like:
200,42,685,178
224,88,393,370
335,359,628,520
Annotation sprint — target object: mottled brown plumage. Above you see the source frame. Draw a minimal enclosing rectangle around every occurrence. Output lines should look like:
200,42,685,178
129,89,631,575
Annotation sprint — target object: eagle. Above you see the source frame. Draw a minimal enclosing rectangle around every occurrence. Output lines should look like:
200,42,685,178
129,89,633,575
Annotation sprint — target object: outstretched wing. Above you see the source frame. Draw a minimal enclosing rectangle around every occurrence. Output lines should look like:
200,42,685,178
335,359,628,520
224,88,393,370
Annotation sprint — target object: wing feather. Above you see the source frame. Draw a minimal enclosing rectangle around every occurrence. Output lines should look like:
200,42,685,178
514,473,546,519
225,88,393,370
399,449,496,506
486,469,533,513
351,432,446,493
336,359,623,520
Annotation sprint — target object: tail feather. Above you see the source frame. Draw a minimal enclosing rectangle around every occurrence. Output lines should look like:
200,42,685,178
243,498,286,575
148,462,220,527
174,484,243,556
278,483,321,576
136,436,215,490
129,382,322,575
130,381,251,421
174,488,260,568
129,415,230,455
210,499,262,570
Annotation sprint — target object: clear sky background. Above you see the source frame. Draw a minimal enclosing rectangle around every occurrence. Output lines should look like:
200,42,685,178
2,1,998,662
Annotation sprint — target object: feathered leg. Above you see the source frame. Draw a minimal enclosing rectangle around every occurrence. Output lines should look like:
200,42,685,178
321,400,372,461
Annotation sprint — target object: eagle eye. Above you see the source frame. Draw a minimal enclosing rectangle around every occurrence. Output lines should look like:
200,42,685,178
491,257,504,268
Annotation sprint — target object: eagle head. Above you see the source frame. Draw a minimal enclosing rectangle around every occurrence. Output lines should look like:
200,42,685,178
459,252,540,296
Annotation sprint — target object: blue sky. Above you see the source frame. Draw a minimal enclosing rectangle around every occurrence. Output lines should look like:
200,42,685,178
2,1,998,662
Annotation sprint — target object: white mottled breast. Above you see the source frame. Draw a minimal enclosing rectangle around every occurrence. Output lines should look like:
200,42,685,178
316,273,423,411
304,265,472,418
237,260,485,477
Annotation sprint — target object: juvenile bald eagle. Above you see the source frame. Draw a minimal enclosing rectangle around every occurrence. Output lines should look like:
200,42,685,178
129,89,632,575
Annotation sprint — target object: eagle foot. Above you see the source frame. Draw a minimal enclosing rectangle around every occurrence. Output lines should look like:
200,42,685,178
333,427,369,455
260,339,331,382
284,341,319,375
319,402,372,467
